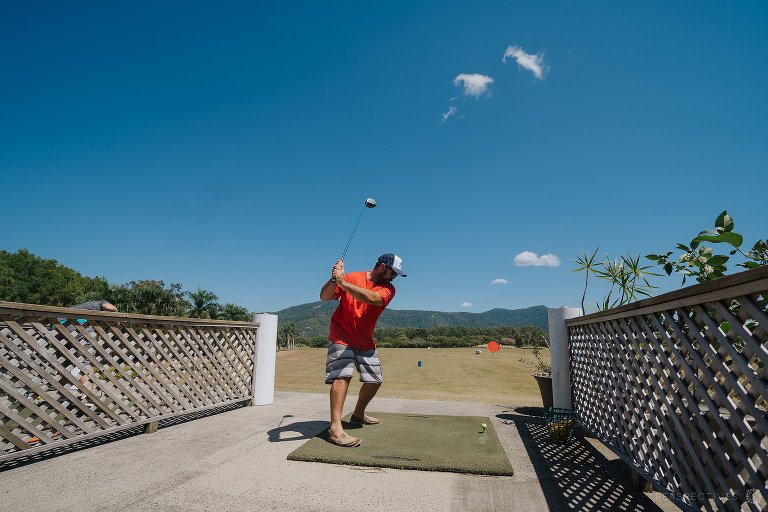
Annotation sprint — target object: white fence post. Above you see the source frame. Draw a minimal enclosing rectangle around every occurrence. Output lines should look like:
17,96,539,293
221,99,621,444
251,313,278,406
547,306,582,409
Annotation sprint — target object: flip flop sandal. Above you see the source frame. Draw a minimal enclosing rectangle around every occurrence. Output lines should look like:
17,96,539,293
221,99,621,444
329,432,362,447
350,414,380,425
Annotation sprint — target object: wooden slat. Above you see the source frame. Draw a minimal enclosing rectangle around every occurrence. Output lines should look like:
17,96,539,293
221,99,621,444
66,323,155,419
50,323,136,423
655,311,756,501
0,301,260,327
203,327,250,391
177,328,232,401
0,351,91,435
151,325,220,407
184,328,240,398
0,400,55,445
105,326,181,414
1,304,258,461
624,317,719,496
0,328,106,432
124,327,192,410
75,325,160,416
0,424,30,450
569,269,768,512
5,322,115,428
138,327,204,409
156,326,215,406
0,378,74,440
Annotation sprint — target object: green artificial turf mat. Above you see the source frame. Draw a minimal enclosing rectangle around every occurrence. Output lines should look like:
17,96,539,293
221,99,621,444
287,412,513,476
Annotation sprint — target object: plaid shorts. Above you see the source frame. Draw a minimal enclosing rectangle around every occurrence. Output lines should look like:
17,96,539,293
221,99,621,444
325,342,383,384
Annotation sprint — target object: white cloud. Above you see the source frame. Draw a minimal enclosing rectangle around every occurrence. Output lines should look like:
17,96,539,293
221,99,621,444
514,251,561,267
490,278,509,285
453,73,494,97
460,302,473,308
502,45,547,80
440,105,457,124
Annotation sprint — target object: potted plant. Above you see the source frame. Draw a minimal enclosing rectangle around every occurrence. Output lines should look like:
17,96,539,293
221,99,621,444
521,337,553,409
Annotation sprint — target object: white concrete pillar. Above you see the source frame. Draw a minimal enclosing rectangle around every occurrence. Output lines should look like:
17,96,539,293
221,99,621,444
251,313,278,405
547,306,582,409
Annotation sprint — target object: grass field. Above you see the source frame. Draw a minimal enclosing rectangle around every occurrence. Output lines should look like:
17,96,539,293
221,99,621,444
275,346,549,406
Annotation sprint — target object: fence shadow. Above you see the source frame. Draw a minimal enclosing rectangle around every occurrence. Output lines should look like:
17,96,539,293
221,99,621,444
0,426,145,472
497,408,664,512
0,402,248,472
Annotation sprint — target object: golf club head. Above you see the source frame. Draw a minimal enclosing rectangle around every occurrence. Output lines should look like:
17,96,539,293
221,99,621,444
365,198,377,208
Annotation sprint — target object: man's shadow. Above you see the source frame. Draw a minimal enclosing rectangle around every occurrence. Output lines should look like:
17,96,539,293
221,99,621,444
267,415,363,443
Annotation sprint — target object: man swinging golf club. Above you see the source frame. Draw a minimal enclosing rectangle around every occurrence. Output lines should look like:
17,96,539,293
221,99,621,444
320,253,407,447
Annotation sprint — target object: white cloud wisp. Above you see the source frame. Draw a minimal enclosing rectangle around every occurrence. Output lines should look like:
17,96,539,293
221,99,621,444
490,278,509,285
514,251,561,267
460,302,473,308
440,105,458,124
453,73,494,97
503,45,547,80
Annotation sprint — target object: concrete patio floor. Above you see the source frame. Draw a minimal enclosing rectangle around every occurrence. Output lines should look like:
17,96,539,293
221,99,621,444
0,391,678,512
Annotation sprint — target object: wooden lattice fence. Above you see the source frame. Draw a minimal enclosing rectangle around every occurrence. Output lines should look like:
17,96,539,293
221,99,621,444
0,301,259,462
567,266,768,511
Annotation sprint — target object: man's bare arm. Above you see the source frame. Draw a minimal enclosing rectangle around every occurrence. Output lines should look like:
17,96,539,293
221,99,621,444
321,259,344,301
320,278,337,301
336,278,384,306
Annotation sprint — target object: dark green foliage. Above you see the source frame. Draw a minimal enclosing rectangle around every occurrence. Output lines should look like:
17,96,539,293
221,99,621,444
372,324,547,349
0,249,90,306
647,210,766,285
186,288,219,318
105,281,189,316
274,301,548,340
0,249,251,320
219,303,252,321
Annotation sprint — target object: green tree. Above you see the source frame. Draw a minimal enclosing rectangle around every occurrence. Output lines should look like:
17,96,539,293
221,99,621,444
278,321,296,350
220,303,251,321
186,288,219,318
0,249,87,306
123,281,188,316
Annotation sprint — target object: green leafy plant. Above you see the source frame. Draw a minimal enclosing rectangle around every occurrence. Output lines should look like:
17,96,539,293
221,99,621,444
519,335,552,375
572,250,659,312
646,211,766,284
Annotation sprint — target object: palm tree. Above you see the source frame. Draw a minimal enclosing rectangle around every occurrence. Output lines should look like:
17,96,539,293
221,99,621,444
186,288,219,318
279,321,296,351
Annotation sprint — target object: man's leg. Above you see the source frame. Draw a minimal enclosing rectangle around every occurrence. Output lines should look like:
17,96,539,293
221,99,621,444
352,348,383,421
353,382,381,419
329,377,350,438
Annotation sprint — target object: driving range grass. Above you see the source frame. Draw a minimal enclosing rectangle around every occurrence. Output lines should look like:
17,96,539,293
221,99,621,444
275,346,549,405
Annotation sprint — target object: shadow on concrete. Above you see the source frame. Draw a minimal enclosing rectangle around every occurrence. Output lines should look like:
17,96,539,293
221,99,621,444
512,406,545,418
267,416,365,443
497,408,664,512
268,420,328,443
0,426,145,472
158,401,246,429
0,402,249,472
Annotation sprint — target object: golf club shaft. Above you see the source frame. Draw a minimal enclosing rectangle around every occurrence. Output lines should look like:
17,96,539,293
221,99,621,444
340,204,367,260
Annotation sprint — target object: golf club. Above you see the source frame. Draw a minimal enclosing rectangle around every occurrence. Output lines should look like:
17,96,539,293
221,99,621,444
340,197,377,260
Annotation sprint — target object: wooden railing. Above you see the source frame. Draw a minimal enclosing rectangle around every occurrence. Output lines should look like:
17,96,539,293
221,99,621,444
0,301,259,462
566,266,768,511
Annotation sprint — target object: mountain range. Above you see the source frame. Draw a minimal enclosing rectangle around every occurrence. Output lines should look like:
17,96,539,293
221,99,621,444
271,301,548,339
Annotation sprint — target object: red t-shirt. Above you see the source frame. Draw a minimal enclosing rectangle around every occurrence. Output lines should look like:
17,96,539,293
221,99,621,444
328,271,395,350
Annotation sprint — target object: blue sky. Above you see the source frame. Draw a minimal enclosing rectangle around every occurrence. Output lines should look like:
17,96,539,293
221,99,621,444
2,1,766,314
